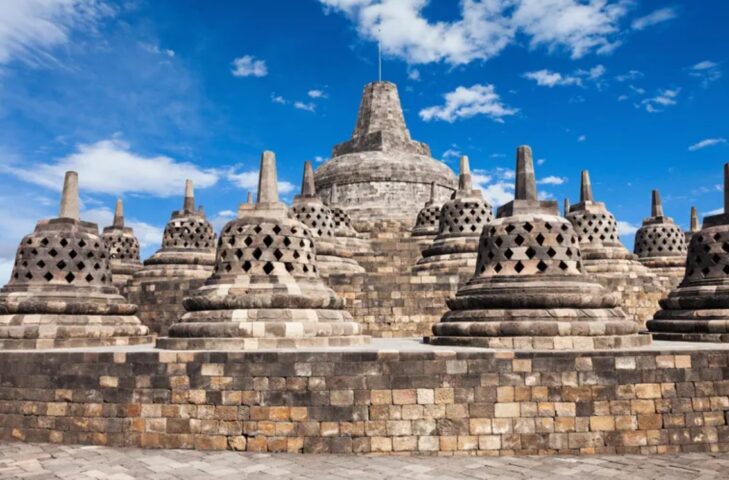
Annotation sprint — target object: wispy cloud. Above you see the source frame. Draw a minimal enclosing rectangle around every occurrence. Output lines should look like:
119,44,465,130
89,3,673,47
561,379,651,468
294,101,316,112
523,65,605,88
419,84,517,123
617,220,639,235
688,138,727,151
639,88,680,113
537,176,566,185
577,134,587,142
139,42,175,58
689,60,721,87
631,7,678,31
308,89,327,99
227,169,295,195
614,70,643,82
231,54,268,77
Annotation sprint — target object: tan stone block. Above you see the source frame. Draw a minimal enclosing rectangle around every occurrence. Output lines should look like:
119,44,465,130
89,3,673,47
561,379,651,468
201,363,224,377
458,435,478,450
330,390,354,406
188,390,207,405
416,389,434,405
287,437,304,453
194,435,227,450
321,422,339,436
418,436,439,452
446,404,468,419
392,436,417,452
393,389,417,405
635,384,661,399
514,386,531,402
497,386,514,402
99,376,118,388
637,414,662,430
247,436,267,452
469,419,491,435
520,402,537,417
439,435,457,451
371,390,392,405
655,355,675,368
537,402,555,417
575,357,593,371
495,403,520,418
435,388,454,404
479,435,501,450
512,359,532,373
535,417,554,433
675,355,692,369
269,407,289,421
46,402,67,416
631,400,655,414
615,357,636,369
615,415,637,431
401,404,424,420
555,417,575,433
492,418,512,434
555,402,576,417
371,437,392,452
532,387,549,401
290,407,308,421
622,431,647,447
590,416,615,431
386,420,411,436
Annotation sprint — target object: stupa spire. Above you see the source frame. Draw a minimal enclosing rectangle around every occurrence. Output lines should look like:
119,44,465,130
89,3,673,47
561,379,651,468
59,171,80,220
429,181,436,202
183,179,195,212
690,206,699,232
246,192,254,205
352,81,408,141
113,198,124,228
257,151,279,204
301,161,316,197
515,146,536,201
563,198,571,216
458,156,472,192
651,190,664,217
580,170,593,203
330,183,339,204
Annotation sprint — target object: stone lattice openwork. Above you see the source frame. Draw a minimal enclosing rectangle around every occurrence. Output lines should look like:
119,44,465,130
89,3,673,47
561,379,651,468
102,198,142,290
634,190,687,287
413,156,493,276
412,182,442,238
158,151,369,350
0,172,150,349
125,179,216,335
290,162,363,275
314,81,457,229
648,163,729,342
428,146,648,350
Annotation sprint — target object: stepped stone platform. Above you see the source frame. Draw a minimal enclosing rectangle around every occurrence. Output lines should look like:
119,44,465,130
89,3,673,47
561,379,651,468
2,338,729,456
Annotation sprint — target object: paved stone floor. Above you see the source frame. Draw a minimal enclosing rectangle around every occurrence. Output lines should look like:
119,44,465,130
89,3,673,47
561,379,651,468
1,443,729,480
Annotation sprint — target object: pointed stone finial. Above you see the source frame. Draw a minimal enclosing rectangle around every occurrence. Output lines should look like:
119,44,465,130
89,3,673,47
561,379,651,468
59,171,80,220
651,190,664,217
690,206,699,232
515,146,537,201
301,161,316,197
580,170,593,203
352,81,408,141
247,192,254,204
113,198,124,228
330,183,339,204
257,151,279,204
458,156,473,192
183,179,195,212
564,198,571,216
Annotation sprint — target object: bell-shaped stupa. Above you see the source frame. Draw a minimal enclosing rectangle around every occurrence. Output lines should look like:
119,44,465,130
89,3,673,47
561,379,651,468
126,179,216,335
685,206,700,243
290,161,364,275
413,156,494,277
325,183,371,254
0,172,151,348
314,81,457,230
634,190,687,287
648,163,729,342
429,146,648,350
102,198,142,290
158,151,369,349
412,182,442,239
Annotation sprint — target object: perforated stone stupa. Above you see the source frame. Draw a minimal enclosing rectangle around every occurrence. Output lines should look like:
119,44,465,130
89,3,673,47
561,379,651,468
565,171,664,324
634,190,687,287
126,180,216,335
158,151,369,349
648,164,729,342
290,162,364,275
428,146,648,350
412,182,442,240
685,206,700,243
102,198,142,290
314,81,457,229
0,172,150,349
413,156,494,277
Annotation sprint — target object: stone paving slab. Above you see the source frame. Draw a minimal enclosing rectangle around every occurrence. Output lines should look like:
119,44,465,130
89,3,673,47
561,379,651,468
1,443,729,479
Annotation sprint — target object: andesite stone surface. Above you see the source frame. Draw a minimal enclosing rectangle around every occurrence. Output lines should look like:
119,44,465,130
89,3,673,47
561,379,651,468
158,151,369,349
126,180,216,335
685,206,700,243
649,163,729,342
314,81,457,229
429,146,648,350
411,181,442,240
102,198,142,291
0,172,150,349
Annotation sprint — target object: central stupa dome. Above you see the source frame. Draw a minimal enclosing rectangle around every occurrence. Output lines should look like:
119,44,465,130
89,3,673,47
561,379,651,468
315,81,457,229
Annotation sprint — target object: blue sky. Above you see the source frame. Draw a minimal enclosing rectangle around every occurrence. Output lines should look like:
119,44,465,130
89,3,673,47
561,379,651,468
0,0,727,281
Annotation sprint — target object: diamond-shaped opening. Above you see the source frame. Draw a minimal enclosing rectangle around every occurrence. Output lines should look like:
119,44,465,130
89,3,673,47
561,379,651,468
273,225,282,235
505,224,515,233
544,222,552,231
526,247,536,259
537,260,548,272
60,239,68,247
714,233,722,241
523,222,533,232
263,235,274,247
263,262,275,275
65,272,75,283
514,234,525,246
487,250,495,260
221,250,227,259
235,249,244,259
40,238,49,246
712,254,721,264
56,260,67,270
273,249,283,261
241,260,252,272
723,265,729,275
293,250,300,259
76,261,85,270
494,263,503,273
285,262,294,272
302,265,309,273
93,263,101,270
504,248,514,259
85,274,93,282
514,261,525,273
227,236,236,246
49,248,58,257
559,261,569,271
44,272,53,282
36,260,46,268
252,248,263,260
535,233,545,246
25,272,33,280
702,267,711,276
78,239,87,248
224,263,232,272
556,234,564,244
253,225,262,234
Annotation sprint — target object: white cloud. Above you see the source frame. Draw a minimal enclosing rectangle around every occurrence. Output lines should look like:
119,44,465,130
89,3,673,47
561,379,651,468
639,88,680,113
631,7,677,31
617,94,628,101
320,0,629,65
689,60,721,87
471,167,515,206
139,42,175,58
688,138,727,152
407,68,421,81
614,70,643,82
231,55,268,77
577,134,587,142
617,220,639,235
536,158,546,165
294,101,316,112
227,169,296,195
314,156,328,163
1,138,219,197
419,84,517,123
0,0,114,66
271,93,287,104
210,209,237,231
308,89,327,99
441,148,461,161
537,176,566,185
523,64,605,88
704,207,723,217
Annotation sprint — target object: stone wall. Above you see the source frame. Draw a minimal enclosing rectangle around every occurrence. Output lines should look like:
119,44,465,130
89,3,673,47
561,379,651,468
2,347,728,455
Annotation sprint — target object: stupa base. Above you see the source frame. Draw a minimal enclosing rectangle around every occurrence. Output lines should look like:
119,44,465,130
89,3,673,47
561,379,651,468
426,333,650,350
0,335,153,350
412,252,477,276
647,310,729,342
317,255,365,275
157,335,370,350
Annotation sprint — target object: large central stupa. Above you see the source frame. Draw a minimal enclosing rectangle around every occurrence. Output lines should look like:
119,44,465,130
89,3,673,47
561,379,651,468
315,81,457,230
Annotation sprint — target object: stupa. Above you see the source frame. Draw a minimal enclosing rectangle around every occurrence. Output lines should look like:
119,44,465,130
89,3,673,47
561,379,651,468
102,198,142,290
634,190,687,287
237,192,254,217
413,156,494,277
428,146,648,350
125,180,216,335
314,81,457,229
0,172,151,348
290,161,364,275
158,151,369,349
685,206,700,243
565,171,663,324
411,182,442,241
325,182,371,254
648,163,729,342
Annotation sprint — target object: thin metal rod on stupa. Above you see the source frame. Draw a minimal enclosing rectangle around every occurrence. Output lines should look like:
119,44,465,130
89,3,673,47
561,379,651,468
651,190,664,217
59,171,80,220
183,179,195,212
458,156,472,191
113,198,124,228
580,170,593,203
690,206,699,232
257,151,279,204
563,198,571,216
301,161,316,197
515,146,537,201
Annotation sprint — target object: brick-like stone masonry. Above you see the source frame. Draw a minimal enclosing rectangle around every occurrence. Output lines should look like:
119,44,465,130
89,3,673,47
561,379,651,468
2,347,728,455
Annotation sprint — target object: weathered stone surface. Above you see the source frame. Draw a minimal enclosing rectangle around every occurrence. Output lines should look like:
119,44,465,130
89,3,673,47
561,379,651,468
102,198,142,291
315,82,457,229
0,172,150,349
412,182,442,238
